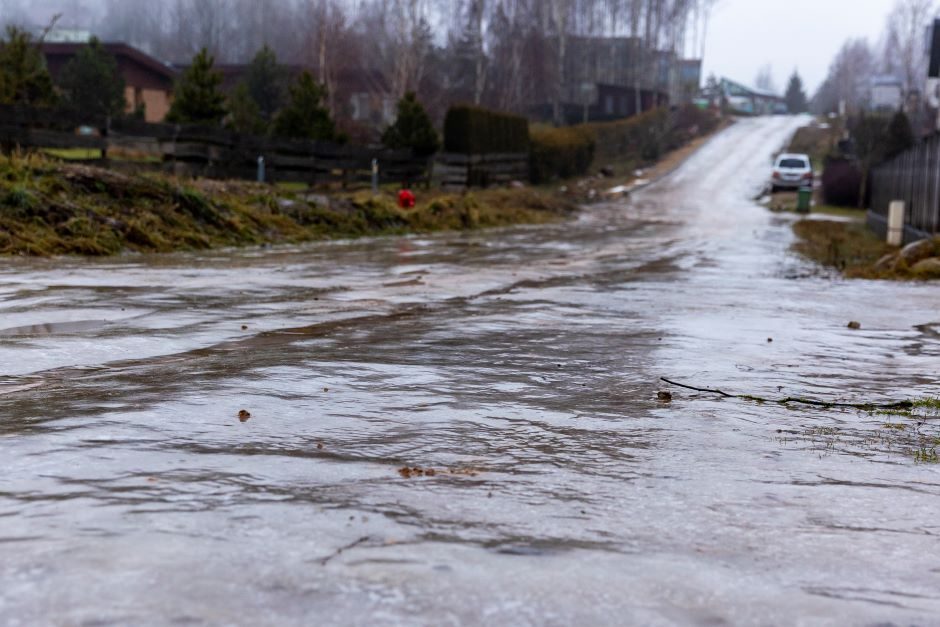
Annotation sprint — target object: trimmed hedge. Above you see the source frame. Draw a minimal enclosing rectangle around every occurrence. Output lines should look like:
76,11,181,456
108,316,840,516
587,108,671,165
444,105,529,154
529,105,719,183
530,125,595,184
441,103,718,184
821,157,862,207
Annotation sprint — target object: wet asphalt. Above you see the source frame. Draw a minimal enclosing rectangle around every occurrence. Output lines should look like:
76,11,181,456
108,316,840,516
1,116,939,626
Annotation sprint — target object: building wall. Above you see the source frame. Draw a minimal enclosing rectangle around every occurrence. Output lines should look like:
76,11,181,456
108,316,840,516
871,84,902,111
140,89,172,123
124,86,172,123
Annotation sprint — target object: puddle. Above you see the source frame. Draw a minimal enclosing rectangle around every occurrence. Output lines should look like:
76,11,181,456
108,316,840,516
1,116,938,625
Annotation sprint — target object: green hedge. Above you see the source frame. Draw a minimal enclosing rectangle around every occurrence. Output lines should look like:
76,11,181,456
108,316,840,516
529,106,719,183
529,125,596,184
444,105,529,154
586,108,671,165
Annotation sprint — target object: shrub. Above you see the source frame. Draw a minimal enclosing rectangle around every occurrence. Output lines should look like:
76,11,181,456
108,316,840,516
822,156,862,207
444,105,529,154
0,26,57,107
227,83,266,135
57,37,126,119
166,49,226,125
529,106,717,183
529,125,595,183
587,108,671,165
885,111,914,160
272,71,339,141
244,45,286,122
382,92,440,157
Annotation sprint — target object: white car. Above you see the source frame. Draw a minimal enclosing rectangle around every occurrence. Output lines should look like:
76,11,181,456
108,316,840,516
770,153,813,192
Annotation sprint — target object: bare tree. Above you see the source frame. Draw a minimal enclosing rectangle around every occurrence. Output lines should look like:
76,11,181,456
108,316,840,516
0,0,28,27
755,64,776,93
884,0,936,96
65,0,706,127
814,39,875,114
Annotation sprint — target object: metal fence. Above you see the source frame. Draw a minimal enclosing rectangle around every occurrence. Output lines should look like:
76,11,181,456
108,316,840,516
870,134,940,243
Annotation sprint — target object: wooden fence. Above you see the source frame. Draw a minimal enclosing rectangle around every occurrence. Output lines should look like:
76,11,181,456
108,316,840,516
870,134,940,243
433,152,530,189
0,104,429,188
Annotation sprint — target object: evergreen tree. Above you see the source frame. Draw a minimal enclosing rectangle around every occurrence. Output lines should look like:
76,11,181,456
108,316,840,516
381,92,440,156
272,71,337,141
851,113,891,207
244,45,285,122
58,37,126,118
884,110,915,159
0,26,57,107
784,71,808,114
166,49,226,125
226,82,265,134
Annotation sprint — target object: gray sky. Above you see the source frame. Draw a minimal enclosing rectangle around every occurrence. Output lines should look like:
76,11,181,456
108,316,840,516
702,0,901,95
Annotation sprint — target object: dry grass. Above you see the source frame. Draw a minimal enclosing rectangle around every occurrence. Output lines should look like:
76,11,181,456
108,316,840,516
791,219,940,280
0,154,576,257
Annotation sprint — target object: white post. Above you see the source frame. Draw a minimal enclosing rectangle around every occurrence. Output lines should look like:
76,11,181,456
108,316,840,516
887,200,905,246
372,159,379,194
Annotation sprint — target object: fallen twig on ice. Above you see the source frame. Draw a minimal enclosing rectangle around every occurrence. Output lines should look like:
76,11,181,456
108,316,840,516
660,378,915,411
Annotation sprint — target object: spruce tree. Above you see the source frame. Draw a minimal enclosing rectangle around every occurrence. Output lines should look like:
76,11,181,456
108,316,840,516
227,82,265,134
245,45,285,122
382,92,440,156
58,37,126,118
884,110,915,159
0,26,57,107
784,71,808,114
166,49,226,125
272,71,337,141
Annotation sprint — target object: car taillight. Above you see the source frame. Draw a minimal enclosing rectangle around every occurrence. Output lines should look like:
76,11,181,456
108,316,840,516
773,170,780,178
802,172,813,179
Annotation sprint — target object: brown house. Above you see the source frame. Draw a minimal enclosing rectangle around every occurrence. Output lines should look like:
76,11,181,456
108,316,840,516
42,42,178,123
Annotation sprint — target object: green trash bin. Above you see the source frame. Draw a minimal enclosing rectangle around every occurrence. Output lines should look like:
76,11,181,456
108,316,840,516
797,186,812,213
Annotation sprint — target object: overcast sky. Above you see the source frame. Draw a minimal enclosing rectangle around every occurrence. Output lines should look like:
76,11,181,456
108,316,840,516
702,0,902,95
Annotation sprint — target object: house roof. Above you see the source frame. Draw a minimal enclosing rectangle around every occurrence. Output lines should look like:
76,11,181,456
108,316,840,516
720,77,784,101
871,75,903,87
169,62,391,96
41,42,178,82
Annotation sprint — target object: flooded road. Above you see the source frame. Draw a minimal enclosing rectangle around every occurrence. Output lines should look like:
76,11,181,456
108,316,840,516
2,116,939,626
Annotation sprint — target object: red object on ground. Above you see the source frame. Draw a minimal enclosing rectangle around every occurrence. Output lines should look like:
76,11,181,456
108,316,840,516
398,189,416,208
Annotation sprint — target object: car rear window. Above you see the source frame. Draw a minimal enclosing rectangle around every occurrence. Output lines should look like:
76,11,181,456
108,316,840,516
779,158,808,168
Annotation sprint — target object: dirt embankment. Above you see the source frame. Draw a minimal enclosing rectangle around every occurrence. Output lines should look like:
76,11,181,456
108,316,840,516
0,155,576,256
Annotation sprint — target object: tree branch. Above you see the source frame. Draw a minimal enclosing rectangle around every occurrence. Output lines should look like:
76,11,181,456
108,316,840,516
660,377,915,411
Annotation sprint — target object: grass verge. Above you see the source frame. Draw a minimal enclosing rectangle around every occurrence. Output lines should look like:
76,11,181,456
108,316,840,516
792,219,892,278
791,218,940,279
0,154,576,257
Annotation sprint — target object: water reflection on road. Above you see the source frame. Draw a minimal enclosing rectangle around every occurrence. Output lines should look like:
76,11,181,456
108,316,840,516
2,116,939,625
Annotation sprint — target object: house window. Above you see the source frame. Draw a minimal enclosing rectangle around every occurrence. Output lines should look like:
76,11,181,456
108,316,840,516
605,95,614,115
